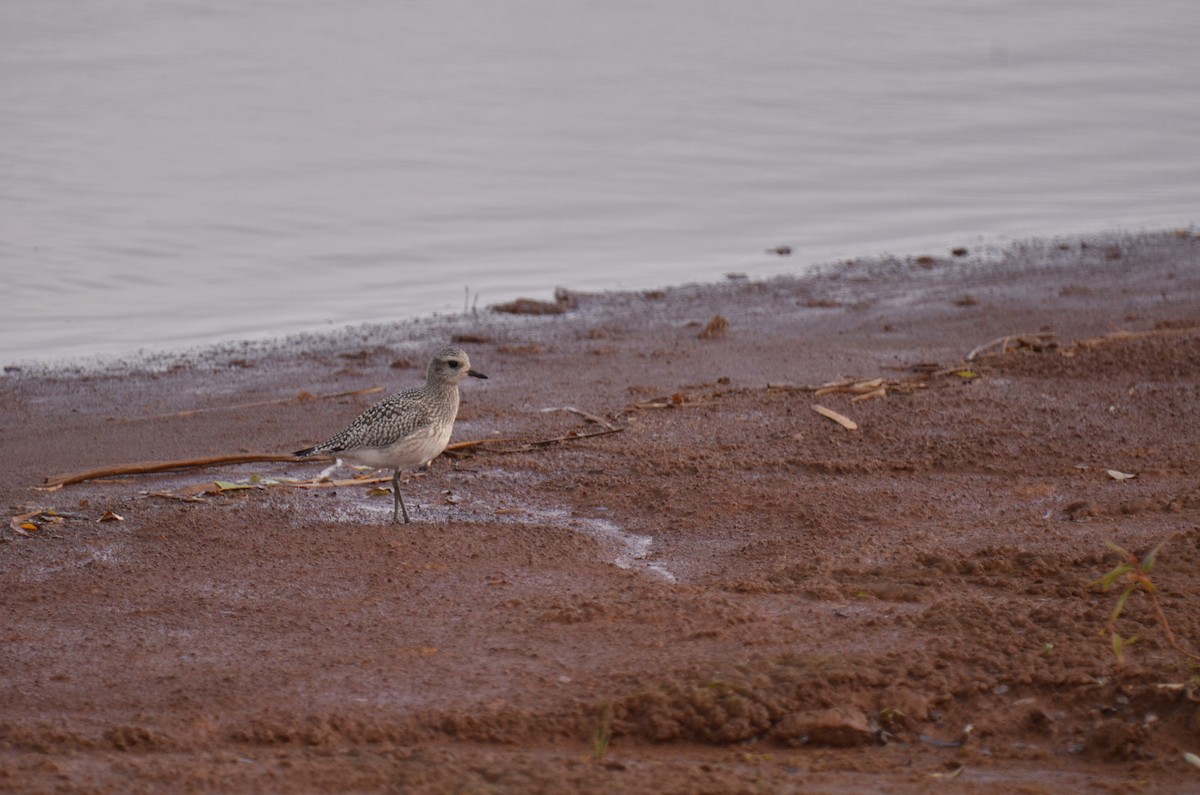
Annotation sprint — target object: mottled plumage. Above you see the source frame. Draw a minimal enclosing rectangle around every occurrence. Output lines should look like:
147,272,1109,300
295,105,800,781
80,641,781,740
294,347,487,523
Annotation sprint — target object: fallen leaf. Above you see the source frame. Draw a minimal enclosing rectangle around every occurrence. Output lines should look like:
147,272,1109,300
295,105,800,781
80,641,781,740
366,488,393,497
213,480,257,491
1184,751,1200,769
955,369,980,379
929,765,965,780
98,511,124,523
812,404,859,431
9,509,46,536
1106,469,1137,481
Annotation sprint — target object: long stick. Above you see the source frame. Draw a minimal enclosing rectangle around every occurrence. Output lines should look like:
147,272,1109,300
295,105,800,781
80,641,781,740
43,453,306,488
42,428,624,489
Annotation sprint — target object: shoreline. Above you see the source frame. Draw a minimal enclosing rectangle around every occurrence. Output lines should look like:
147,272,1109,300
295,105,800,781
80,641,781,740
3,229,1200,793
5,226,1193,375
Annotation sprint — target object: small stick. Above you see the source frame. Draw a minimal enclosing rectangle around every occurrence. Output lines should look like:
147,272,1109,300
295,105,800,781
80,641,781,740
541,406,618,431
1072,325,1200,351
850,386,888,403
285,475,392,490
815,377,885,397
445,438,515,452
965,335,1013,361
627,398,707,410
765,383,820,392
1149,588,1200,663
484,426,624,453
966,332,1060,361
811,404,859,431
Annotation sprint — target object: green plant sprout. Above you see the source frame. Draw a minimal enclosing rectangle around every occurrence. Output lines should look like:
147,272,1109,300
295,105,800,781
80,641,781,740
592,702,612,763
1093,539,1200,667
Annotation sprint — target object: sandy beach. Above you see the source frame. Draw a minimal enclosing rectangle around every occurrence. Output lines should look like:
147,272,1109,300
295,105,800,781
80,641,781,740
3,230,1199,793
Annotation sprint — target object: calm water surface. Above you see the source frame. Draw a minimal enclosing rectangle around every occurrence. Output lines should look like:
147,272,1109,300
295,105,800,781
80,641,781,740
2,0,1197,364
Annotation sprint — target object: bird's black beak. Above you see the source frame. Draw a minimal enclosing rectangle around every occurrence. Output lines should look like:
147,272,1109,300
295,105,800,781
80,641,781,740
468,369,488,379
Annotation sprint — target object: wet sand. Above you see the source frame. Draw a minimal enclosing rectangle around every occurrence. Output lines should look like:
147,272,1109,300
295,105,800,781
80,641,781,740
3,231,1200,793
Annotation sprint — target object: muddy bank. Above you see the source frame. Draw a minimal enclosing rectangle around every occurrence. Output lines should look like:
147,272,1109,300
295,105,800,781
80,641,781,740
3,231,1200,793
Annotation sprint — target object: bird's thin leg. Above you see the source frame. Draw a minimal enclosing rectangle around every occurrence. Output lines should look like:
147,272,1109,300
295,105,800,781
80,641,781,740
392,470,411,524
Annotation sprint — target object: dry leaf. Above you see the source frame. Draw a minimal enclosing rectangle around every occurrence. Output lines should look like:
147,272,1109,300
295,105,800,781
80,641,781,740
1106,469,1137,481
98,511,124,522
1184,751,1200,769
812,404,859,430
213,480,258,492
10,509,44,536
930,766,965,780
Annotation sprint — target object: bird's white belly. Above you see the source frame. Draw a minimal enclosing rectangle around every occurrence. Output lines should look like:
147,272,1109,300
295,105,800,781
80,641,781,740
339,423,453,471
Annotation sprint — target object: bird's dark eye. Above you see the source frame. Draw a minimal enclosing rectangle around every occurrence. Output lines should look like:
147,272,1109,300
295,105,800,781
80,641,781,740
448,361,461,369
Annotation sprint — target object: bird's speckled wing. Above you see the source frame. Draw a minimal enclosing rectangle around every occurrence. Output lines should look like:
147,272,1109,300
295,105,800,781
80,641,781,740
317,387,439,453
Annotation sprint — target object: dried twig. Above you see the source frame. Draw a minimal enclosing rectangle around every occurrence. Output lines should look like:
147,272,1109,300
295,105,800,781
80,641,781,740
284,475,393,490
445,438,512,452
43,453,306,489
850,386,888,403
1071,325,1200,352
44,426,624,490
811,404,859,430
481,426,625,453
541,406,618,430
626,394,706,410
815,377,883,397
146,491,208,503
965,326,1200,362
966,332,1057,361
966,335,1010,361
765,383,819,392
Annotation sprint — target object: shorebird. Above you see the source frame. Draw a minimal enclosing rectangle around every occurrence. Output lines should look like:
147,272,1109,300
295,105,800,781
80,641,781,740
294,347,487,523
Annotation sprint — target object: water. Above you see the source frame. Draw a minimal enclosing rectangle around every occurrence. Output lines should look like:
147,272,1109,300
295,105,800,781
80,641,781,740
3,0,1197,365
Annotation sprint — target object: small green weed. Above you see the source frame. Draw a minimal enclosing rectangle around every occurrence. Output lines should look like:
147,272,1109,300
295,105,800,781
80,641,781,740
592,702,612,763
1093,539,1200,667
